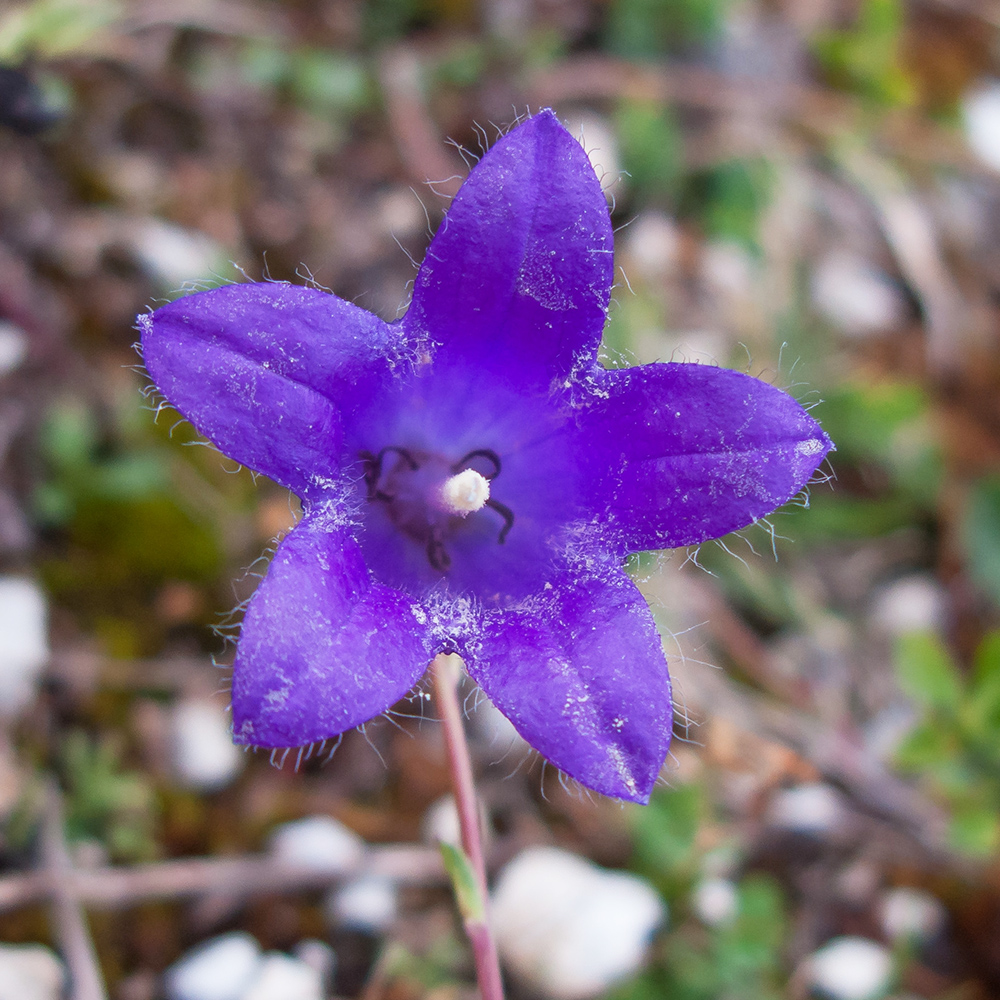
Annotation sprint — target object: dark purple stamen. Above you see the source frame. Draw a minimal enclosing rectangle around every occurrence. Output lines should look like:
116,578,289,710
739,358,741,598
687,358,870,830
485,498,514,543
452,448,501,480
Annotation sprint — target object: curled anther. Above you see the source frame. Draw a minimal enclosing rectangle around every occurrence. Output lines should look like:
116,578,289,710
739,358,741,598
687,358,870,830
485,498,514,543
360,446,418,500
427,535,451,571
452,448,501,480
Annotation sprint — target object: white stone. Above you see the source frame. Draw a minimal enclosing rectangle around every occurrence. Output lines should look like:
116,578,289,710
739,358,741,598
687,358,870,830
622,212,680,282
805,937,893,1000
291,940,336,990
0,944,65,1000
421,794,461,847
962,79,1000,172
703,241,756,303
326,875,397,933
470,694,527,755
879,887,946,943
0,321,27,377
268,815,364,873
869,575,948,636
767,783,845,835
164,932,262,1000
239,953,322,1000
691,877,738,926
567,112,624,200
491,846,665,1000
169,698,243,792
130,219,226,290
0,577,48,716
811,252,906,338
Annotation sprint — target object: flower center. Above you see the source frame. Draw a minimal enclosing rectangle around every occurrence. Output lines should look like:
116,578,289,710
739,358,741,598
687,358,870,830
359,446,514,571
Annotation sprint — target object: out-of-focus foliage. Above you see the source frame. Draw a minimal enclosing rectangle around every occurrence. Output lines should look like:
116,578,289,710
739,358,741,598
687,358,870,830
683,159,774,252
962,477,1000,607
61,730,157,863
616,101,683,206
813,0,917,106
606,0,733,57
0,0,120,60
34,395,224,656
624,785,787,1000
895,630,1000,856
782,380,940,541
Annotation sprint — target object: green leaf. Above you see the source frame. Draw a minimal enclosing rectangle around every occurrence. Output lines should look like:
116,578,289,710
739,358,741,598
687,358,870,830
894,631,963,712
606,0,732,58
439,842,484,923
949,803,1000,857
894,723,951,772
615,101,682,204
0,0,120,60
969,631,1000,734
631,784,704,891
962,478,1000,607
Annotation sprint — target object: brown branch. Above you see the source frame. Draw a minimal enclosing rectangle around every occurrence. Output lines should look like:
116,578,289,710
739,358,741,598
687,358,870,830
377,46,466,198
527,56,981,174
0,844,443,914
40,782,108,1000
676,663,969,871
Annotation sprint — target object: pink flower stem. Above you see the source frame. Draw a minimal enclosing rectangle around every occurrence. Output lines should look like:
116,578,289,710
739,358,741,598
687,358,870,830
431,652,506,1000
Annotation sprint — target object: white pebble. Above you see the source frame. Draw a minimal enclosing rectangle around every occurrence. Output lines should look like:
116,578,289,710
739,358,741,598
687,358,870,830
0,321,28,377
130,219,226,290
0,577,48,716
420,795,461,847
268,815,364,873
326,875,397,933
567,112,624,200
702,241,756,304
169,698,243,792
291,940,336,990
164,932,262,1000
691,877,738,926
621,211,680,282
767,783,845,835
491,846,665,1000
805,937,893,1000
469,694,527,754
0,944,65,1000
811,252,906,338
962,79,1000,171
879,887,946,943
239,953,322,1000
869,575,948,636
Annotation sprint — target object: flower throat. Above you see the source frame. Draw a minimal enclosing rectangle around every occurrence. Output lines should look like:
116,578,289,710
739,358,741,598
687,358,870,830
359,446,514,571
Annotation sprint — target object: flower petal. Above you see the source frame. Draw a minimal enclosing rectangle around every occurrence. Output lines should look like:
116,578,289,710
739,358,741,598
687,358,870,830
466,565,672,803
231,515,431,747
580,364,834,553
139,282,400,495
404,110,613,386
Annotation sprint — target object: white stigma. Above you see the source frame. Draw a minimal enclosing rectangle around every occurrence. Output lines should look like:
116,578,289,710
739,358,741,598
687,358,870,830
438,468,490,516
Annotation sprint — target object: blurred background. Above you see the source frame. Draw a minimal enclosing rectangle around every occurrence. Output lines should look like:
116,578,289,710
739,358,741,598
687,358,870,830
2,0,1000,998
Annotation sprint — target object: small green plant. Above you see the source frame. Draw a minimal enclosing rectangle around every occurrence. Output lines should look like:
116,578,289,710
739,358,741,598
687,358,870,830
606,0,732,58
813,0,916,107
894,630,1000,856
682,158,774,253
623,785,788,1000
0,0,120,60
961,477,1000,608
61,730,158,863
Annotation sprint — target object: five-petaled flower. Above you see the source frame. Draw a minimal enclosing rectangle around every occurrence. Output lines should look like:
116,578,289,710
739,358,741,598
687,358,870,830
139,110,832,803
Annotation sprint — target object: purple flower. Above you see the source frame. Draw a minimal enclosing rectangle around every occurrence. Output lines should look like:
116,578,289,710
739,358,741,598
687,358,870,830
139,110,831,803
